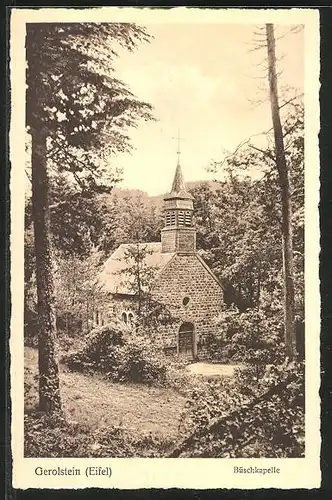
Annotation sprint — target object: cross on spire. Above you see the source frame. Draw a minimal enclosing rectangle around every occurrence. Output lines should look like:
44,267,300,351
172,129,182,165
177,128,181,164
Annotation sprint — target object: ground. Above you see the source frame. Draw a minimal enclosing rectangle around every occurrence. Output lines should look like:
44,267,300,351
24,347,241,457
25,347,186,439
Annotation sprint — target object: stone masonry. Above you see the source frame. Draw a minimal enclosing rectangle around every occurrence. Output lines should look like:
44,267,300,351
152,253,224,358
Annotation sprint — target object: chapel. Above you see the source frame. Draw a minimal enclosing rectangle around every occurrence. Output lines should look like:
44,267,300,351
97,159,225,360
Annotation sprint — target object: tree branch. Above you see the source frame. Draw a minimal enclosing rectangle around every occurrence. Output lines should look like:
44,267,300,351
279,94,304,111
168,372,297,458
211,139,251,170
249,144,276,163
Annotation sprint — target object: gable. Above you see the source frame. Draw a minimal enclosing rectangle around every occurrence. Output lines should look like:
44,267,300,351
195,253,224,289
154,253,224,297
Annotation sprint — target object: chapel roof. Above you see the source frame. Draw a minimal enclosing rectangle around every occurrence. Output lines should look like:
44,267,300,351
98,242,175,295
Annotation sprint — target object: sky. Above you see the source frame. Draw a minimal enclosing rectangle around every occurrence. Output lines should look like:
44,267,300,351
112,23,304,195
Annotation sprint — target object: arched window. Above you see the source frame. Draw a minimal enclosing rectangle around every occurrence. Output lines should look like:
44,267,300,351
170,211,176,225
128,312,134,325
121,312,128,324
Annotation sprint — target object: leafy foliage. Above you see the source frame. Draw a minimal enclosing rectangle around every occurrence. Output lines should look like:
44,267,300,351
99,189,163,252
26,22,154,179
24,412,173,458
174,361,304,458
53,249,107,333
205,305,285,371
117,242,179,332
62,323,191,390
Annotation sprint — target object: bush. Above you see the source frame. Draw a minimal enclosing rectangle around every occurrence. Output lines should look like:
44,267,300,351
175,361,305,458
62,322,190,389
204,333,226,362
117,336,168,385
62,323,125,376
210,307,285,374
24,412,173,458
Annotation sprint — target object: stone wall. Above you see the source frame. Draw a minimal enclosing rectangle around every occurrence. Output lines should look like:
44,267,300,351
102,295,137,328
99,254,225,360
161,227,196,253
152,253,225,359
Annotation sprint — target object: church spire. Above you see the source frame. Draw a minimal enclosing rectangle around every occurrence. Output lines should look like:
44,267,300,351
171,163,186,193
161,146,196,254
166,133,193,201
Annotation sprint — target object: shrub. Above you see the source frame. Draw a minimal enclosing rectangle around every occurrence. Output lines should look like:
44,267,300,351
62,323,125,374
62,322,189,389
211,307,285,375
24,412,173,458
174,361,305,458
116,336,168,385
204,332,226,362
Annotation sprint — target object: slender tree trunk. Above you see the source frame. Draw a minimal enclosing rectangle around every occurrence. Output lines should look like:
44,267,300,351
66,311,69,335
31,128,61,414
136,241,142,317
266,24,296,360
86,300,89,331
257,261,261,310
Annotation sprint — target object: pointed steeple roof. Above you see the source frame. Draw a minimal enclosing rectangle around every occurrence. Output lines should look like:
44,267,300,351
165,162,194,201
171,163,186,192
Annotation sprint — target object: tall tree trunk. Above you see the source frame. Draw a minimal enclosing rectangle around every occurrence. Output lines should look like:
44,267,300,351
256,261,261,310
86,300,89,331
136,241,142,317
31,128,61,413
266,24,296,360
66,311,69,335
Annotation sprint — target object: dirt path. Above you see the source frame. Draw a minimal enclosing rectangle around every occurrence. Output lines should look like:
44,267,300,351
186,362,242,377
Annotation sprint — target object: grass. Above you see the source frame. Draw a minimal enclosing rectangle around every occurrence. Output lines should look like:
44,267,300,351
24,346,241,457
25,347,187,445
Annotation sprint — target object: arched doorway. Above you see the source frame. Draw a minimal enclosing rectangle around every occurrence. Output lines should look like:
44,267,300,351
178,322,195,359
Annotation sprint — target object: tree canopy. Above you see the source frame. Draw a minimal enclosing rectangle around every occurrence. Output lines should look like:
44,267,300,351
26,22,154,191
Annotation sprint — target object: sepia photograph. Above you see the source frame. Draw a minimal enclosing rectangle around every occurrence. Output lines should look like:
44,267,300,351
10,7,320,489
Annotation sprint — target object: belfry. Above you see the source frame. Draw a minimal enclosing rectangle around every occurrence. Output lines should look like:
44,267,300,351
161,159,196,253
